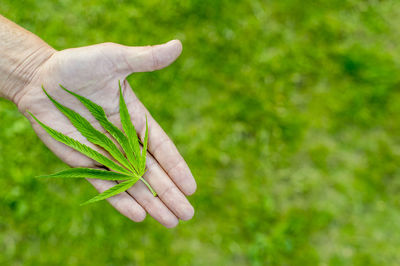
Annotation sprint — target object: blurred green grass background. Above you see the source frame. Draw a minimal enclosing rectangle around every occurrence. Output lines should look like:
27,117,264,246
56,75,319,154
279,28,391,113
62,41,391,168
1,0,400,265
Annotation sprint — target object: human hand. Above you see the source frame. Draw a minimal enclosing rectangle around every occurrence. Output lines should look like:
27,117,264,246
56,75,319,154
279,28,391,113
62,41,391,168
14,40,196,228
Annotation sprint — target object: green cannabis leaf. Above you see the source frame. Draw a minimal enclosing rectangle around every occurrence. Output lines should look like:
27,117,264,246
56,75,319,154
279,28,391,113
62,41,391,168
29,82,157,205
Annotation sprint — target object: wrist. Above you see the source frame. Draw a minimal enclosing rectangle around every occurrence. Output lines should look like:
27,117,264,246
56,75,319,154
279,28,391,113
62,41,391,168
0,44,56,104
0,15,56,104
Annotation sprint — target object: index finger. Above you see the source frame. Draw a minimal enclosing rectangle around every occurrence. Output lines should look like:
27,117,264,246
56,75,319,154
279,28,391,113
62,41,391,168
121,81,197,196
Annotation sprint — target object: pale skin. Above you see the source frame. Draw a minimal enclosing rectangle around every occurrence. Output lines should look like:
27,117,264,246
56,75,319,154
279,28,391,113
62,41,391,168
0,15,196,228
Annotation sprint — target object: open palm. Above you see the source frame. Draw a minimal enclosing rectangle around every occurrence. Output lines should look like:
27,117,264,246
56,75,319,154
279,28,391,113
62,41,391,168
16,40,196,228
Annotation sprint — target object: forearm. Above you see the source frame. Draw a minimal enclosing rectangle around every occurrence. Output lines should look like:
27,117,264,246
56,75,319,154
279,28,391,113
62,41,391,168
0,15,55,103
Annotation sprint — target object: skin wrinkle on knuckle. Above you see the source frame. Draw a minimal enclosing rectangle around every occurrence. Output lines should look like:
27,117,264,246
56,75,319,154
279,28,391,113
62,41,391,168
151,136,172,156
158,184,176,199
150,46,159,71
165,157,185,175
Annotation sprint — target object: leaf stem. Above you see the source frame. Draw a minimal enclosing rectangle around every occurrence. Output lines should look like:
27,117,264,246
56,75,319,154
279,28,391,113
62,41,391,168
140,177,157,196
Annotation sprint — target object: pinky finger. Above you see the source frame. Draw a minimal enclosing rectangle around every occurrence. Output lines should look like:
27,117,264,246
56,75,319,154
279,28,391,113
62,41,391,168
86,178,147,222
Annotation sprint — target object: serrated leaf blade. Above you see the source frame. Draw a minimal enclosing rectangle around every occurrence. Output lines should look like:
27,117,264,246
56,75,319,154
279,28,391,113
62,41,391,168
119,82,141,170
29,112,130,175
81,179,138,205
60,85,139,174
43,87,134,172
38,168,132,180
140,116,148,175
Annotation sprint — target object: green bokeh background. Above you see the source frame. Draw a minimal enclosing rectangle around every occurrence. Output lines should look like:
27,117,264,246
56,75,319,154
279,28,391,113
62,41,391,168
1,0,400,265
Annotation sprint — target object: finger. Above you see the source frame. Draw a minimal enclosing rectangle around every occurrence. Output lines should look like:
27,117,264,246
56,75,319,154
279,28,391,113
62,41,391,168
144,152,194,220
121,83,197,195
119,40,182,74
145,118,197,195
123,180,179,228
87,178,146,222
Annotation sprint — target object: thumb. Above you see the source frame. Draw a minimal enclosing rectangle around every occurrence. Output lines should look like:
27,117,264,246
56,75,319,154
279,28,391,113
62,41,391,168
116,40,182,74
